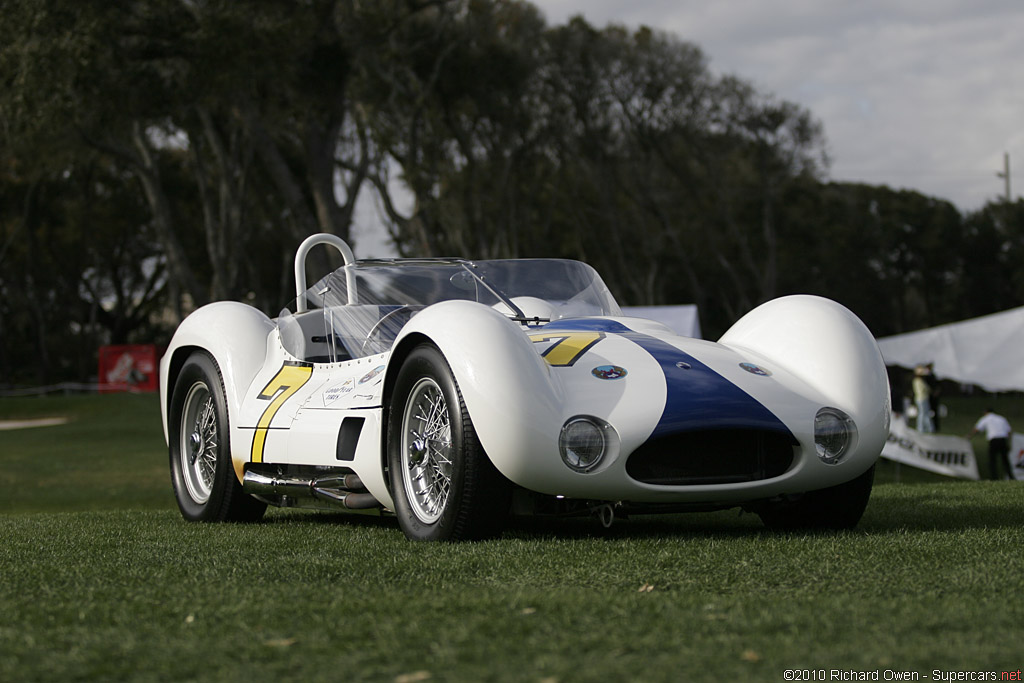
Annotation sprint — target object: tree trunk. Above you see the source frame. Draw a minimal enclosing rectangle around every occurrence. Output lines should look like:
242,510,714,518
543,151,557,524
130,122,206,316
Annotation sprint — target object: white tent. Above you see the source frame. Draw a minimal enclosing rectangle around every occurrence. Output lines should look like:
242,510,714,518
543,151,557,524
622,305,701,338
876,306,1024,392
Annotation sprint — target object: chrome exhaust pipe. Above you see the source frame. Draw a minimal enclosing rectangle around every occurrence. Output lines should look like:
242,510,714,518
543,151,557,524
243,469,308,497
311,473,367,493
243,469,379,510
311,486,380,509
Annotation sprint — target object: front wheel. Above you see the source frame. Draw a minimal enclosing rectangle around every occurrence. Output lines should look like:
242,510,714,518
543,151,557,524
755,464,875,530
169,351,266,522
387,344,510,541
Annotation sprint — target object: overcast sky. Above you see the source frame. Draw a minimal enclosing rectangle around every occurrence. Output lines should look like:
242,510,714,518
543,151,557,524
532,0,1023,212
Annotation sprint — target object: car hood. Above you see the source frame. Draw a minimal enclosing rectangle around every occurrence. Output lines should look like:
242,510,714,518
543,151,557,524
531,317,801,443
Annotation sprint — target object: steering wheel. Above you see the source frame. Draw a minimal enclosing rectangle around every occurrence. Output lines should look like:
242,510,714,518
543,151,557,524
360,305,424,355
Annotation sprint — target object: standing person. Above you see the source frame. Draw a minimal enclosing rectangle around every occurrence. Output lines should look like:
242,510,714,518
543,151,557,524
969,408,1013,480
912,365,934,433
926,362,941,432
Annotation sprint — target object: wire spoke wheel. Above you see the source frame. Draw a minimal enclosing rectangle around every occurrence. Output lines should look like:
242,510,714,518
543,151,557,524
179,381,218,504
387,344,511,541
169,351,266,523
400,377,453,524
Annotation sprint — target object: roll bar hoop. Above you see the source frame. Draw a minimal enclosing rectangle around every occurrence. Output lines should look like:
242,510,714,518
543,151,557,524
293,233,357,312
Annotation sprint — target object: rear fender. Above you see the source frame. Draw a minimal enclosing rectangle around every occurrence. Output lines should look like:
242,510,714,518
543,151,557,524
160,302,275,445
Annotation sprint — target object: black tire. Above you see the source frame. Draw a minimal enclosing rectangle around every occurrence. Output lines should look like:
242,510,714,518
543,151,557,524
169,351,266,523
756,464,875,530
387,344,511,541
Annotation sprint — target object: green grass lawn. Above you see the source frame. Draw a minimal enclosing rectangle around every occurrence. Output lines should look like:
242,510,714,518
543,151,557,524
0,393,173,513
2,393,1024,682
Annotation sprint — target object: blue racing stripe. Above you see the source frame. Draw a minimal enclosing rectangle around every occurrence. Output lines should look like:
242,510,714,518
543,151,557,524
539,318,795,439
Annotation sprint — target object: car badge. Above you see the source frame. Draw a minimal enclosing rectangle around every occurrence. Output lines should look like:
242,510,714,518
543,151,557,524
739,362,771,376
675,361,692,370
592,365,627,380
359,365,385,384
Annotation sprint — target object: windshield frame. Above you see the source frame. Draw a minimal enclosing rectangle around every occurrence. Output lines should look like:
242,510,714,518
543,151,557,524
277,257,621,363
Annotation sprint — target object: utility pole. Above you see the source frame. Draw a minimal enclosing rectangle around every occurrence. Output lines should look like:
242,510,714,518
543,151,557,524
996,152,1011,202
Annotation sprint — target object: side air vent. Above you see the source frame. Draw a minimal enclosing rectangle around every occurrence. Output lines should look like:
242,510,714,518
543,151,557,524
336,416,365,461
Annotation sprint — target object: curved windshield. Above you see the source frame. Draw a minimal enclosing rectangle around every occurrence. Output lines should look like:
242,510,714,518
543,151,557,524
278,258,620,362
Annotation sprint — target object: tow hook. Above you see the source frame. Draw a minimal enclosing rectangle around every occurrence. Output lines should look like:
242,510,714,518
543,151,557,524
592,502,617,528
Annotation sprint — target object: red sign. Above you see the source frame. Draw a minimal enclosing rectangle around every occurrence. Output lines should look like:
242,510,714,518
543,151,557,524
98,345,159,393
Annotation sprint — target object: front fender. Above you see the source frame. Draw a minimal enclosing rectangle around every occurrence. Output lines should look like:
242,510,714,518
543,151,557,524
389,301,566,485
159,302,275,444
718,295,891,466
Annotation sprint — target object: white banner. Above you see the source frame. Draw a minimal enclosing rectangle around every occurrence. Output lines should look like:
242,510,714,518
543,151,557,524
881,415,979,480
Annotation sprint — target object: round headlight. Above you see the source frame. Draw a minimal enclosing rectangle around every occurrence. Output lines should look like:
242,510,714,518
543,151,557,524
559,417,609,473
814,407,857,465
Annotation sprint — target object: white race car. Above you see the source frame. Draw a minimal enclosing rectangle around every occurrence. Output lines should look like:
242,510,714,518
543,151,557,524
160,234,890,540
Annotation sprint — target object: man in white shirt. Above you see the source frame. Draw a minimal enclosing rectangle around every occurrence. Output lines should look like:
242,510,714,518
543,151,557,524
969,409,1013,480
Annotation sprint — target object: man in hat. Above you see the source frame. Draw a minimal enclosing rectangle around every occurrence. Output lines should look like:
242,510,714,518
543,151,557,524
912,365,934,433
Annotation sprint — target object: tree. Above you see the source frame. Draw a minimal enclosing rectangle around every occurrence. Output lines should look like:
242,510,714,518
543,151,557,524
361,0,552,258
367,10,828,336
1,0,450,317
774,182,966,337
961,198,1024,318
0,155,166,384
5,0,1004,388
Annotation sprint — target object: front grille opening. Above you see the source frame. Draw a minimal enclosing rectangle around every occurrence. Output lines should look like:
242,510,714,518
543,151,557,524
626,429,796,486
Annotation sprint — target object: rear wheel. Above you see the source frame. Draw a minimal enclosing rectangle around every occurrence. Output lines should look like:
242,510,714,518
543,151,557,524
387,344,510,541
756,464,875,530
169,351,266,522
